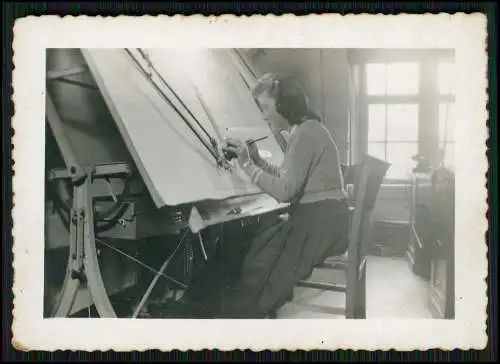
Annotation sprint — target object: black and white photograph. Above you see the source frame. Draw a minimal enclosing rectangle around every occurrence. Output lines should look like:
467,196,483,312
12,15,488,351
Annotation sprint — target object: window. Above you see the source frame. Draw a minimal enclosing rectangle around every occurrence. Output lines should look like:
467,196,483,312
366,64,386,96
363,58,455,179
366,62,420,96
367,103,419,180
438,61,456,167
365,62,421,180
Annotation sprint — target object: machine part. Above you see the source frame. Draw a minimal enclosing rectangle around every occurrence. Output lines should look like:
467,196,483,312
187,243,194,283
46,179,71,230
94,181,132,223
170,210,184,224
227,207,242,216
51,179,86,316
105,178,118,203
189,80,232,170
49,173,187,317
46,75,188,317
50,181,84,317
95,237,187,290
177,240,194,287
191,82,224,143
81,176,117,317
49,164,135,233
48,161,188,317
92,163,134,226
47,66,89,80
92,162,132,178
45,94,85,182
52,77,99,90
94,203,131,234
132,229,189,318
197,233,208,261
50,175,117,317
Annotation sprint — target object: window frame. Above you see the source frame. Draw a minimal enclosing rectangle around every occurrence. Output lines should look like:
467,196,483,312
365,62,421,97
438,100,455,143
367,102,420,180
354,52,455,184
364,61,422,181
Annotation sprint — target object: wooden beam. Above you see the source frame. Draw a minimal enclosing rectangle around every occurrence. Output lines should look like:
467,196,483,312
47,66,88,80
316,261,348,270
296,281,346,292
52,78,99,90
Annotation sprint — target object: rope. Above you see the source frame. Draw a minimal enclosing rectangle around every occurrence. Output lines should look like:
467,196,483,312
95,236,187,289
131,229,189,318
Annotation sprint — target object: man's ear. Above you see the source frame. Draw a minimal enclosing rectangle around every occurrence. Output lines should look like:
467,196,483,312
270,79,280,97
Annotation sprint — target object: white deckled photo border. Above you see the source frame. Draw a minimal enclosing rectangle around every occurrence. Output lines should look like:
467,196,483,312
11,14,489,351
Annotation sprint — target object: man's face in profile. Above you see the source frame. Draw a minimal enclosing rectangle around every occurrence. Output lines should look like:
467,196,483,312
256,90,277,121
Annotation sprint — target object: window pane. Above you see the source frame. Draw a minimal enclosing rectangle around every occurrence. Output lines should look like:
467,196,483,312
366,63,386,95
368,142,385,161
386,62,420,95
438,62,456,95
368,104,386,141
386,142,418,179
387,104,419,142
439,102,455,142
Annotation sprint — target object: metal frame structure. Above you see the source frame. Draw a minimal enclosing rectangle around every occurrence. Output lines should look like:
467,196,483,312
47,87,133,317
46,67,191,317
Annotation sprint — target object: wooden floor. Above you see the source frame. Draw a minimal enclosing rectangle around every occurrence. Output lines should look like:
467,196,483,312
277,255,433,319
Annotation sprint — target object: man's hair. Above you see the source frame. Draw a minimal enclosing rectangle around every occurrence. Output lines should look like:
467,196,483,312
251,73,319,125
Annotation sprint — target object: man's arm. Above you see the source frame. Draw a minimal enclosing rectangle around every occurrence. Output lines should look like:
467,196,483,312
255,158,281,177
242,125,317,203
251,129,289,177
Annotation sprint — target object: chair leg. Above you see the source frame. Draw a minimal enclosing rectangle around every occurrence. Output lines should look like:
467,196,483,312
345,266,357,319
354,269,366,319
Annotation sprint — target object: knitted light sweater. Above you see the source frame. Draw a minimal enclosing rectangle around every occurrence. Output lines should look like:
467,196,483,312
242,119,347,204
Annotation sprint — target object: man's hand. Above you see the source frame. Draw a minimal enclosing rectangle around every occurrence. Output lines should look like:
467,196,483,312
223,138,251,166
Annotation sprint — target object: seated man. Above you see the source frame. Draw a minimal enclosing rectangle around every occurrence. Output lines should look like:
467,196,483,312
168,73,351,318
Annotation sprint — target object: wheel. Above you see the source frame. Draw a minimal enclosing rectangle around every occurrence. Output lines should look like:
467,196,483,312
45,175,145,318
45,175,192,318
45,177,120,317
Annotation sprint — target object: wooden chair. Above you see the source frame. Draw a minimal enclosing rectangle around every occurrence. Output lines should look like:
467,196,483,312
293,155,390,318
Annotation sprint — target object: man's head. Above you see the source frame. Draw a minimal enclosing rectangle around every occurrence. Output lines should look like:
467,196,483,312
251,73,315,126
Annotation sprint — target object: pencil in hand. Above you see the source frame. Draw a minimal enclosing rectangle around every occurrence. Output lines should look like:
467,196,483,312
246,136,269,145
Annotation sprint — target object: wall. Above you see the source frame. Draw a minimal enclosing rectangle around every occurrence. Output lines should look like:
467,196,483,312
251,49,353,164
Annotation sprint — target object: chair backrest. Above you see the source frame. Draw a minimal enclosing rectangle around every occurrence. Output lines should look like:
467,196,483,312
346,155,390,271
344,155,389,318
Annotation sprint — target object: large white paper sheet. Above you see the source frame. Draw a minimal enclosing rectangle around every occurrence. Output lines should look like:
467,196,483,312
82,48,284,208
